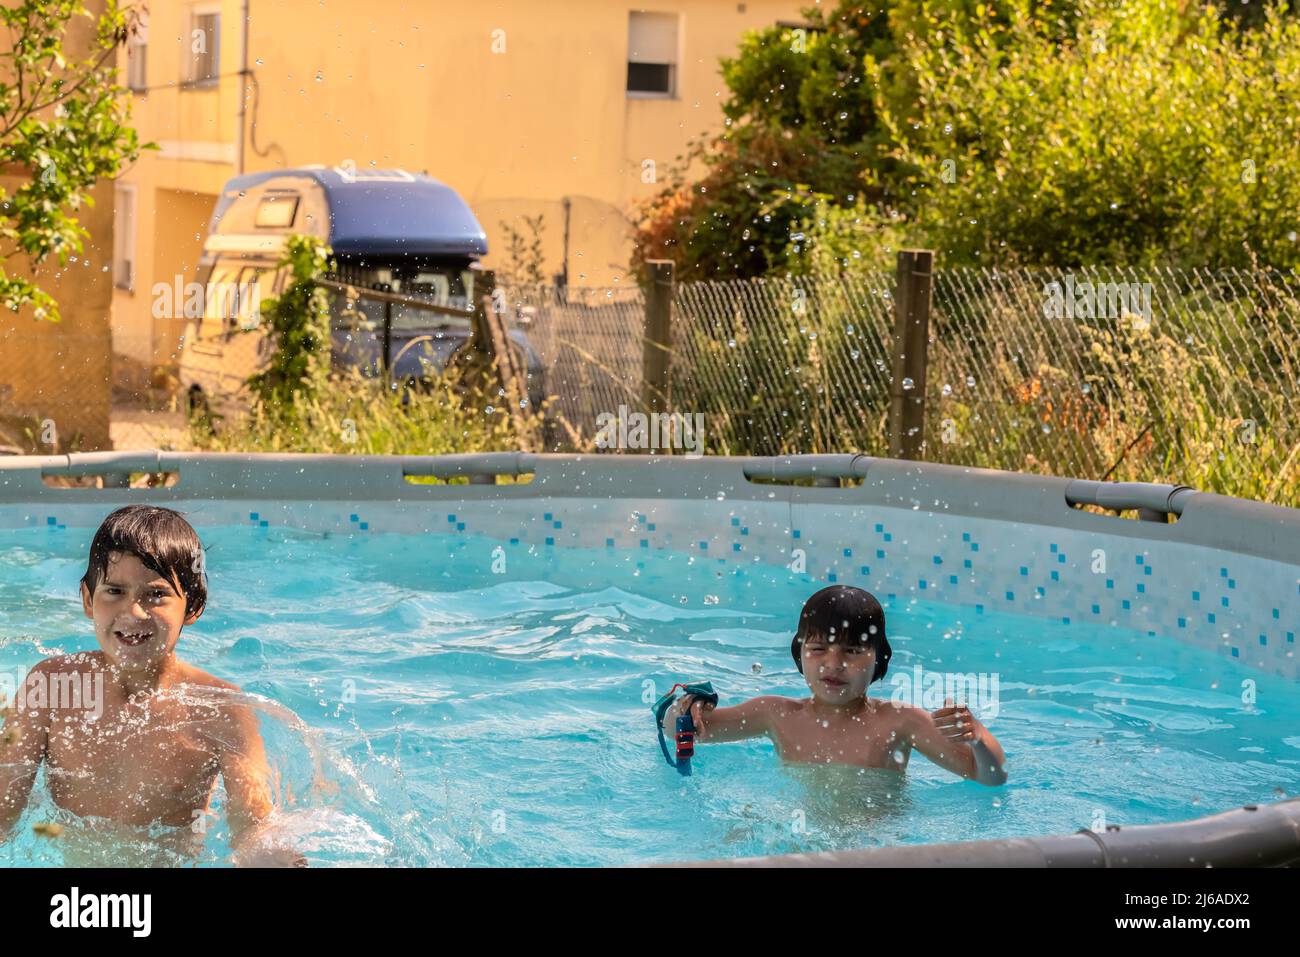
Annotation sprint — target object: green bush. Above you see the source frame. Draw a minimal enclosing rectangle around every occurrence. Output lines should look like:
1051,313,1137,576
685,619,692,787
877,0,1300,268
635,0,1300,276
2,1,151,321
189,365,525,459
632,3,897,280
246,235,333,407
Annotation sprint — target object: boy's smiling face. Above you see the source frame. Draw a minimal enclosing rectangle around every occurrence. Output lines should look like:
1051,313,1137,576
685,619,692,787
80,550,200,672
800,630,877,705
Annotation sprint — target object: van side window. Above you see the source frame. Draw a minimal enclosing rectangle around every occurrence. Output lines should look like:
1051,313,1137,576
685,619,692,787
255,193,299,228
203,265,273,336
234,267,282,333
200,265,241,337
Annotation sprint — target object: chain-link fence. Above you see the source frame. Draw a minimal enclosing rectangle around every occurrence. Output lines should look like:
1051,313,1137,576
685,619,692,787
497,283,646,446
669,273,896,456
501,272,898,454
7,263,1297,507
501,264,1300,506
925,267,1300,504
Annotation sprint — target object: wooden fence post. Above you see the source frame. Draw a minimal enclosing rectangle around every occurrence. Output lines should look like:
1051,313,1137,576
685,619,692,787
642,260,674,417
888,250,934,460
472,269,529,438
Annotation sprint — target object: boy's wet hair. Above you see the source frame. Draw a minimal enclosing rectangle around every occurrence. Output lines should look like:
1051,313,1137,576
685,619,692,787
80,505,207,619
791,585,891,683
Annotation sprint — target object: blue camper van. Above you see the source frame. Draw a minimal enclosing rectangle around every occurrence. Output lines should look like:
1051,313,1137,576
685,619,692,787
178,166,543,421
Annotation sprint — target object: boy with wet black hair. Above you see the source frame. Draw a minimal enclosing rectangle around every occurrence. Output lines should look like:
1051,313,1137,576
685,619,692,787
0,505,303,864
663,585,1008,784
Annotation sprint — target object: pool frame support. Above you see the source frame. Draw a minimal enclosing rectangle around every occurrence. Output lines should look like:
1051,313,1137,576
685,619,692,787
664,799,1300,867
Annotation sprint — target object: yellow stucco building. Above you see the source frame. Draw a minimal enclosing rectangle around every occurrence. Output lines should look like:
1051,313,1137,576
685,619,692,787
111,0,811,377
1,1,115,452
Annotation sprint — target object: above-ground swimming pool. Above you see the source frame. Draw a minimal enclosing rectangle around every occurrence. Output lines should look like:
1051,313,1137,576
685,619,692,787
1,451,1298,867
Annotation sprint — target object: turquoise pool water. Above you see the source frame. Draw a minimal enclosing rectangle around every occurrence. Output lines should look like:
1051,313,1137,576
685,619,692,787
1,521,1296,866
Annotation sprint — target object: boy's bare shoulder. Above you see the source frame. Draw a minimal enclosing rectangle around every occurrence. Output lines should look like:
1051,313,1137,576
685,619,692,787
170,662,248,715
29,650,108,675
172,665,260,741
872,700,930,732
748,695,806,715
172,659,242,694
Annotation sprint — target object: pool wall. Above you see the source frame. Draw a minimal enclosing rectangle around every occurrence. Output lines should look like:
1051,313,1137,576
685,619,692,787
3,450,1298,868
2,451,1297,681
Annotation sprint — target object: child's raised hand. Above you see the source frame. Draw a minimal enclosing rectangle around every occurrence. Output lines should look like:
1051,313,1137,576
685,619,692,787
664,693,712,730
931,697,980,744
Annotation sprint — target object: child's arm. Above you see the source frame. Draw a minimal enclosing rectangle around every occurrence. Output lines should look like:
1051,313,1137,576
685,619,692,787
0,664,54,842
217,703,306,867
662,694,781,744
904,697,1008,786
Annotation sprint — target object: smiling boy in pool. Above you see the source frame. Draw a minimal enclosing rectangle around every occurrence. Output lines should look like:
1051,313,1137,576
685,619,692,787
662,585,1008,785
0,505,303,865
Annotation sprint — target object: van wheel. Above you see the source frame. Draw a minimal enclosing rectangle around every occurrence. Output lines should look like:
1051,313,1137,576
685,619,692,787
187,388,213,427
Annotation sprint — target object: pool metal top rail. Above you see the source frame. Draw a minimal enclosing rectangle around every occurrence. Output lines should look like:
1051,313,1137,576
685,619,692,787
0,450,1249,513
2,450,1297,567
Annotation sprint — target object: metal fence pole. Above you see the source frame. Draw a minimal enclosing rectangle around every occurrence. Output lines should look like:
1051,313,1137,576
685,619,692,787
642,260,674,416
888,250,934,460
382,298,393,386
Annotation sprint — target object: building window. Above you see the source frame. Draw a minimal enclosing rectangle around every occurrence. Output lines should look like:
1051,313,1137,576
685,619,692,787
627,11,678,97
113,185,136,292
126,14,148,91
185,6,221,86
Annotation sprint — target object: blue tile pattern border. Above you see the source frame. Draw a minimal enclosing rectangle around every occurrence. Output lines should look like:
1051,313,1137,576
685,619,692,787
7,495,1297,680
